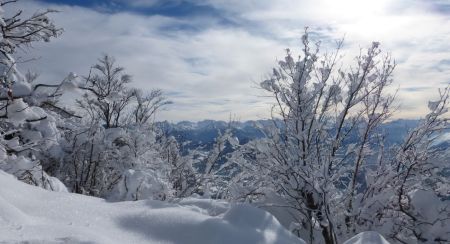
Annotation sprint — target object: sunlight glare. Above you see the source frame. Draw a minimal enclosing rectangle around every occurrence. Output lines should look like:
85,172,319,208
320,0,391,21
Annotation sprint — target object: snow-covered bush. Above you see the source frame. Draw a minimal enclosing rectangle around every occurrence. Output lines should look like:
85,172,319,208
57,55,172,199
229,30,450,244
109,168,168,201
59,111,172,199
162,128,240,198
161,135,197,198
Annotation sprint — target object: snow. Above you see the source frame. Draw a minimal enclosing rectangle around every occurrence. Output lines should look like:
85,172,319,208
428,100,440,111
343,231,390,244
108,169,168,201
0,170,304,244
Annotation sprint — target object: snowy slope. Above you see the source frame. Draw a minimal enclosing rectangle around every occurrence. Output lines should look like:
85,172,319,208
343,231,390,244
0,170,304,244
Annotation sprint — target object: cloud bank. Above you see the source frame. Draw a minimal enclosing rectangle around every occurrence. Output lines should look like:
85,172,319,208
12,0,450,121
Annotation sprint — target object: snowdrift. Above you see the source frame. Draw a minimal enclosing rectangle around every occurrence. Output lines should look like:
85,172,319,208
0,170,304,244
0,170,391,244
343,231,390,244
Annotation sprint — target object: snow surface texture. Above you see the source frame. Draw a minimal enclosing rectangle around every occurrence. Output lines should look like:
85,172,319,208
343,231,390,244
0,170,304,244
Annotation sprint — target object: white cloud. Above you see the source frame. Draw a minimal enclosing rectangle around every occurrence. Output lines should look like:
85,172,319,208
13,0,450,121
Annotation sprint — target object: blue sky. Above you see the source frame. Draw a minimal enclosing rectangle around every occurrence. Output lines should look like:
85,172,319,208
13,0,450,121
37,0,226,18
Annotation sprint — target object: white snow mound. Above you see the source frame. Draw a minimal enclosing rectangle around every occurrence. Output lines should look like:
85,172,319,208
0,170,304,244
343,231,390,244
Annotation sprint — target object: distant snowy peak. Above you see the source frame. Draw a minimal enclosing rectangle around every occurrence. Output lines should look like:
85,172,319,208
161,118,420,131
158,119,425,150
172,120,232,130
159,119,275,131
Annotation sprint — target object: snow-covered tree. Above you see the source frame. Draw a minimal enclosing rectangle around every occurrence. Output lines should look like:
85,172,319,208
0,0,70,191
193,128,240,198
363,89,450,243
165,128,239,198
77,55,135,129
131,89,171,125
229,30,450,244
